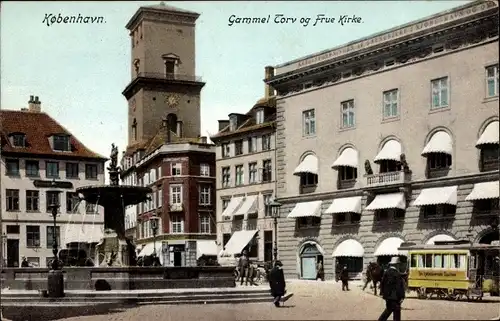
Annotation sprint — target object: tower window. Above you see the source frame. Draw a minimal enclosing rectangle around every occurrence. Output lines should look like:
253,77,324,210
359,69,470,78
132,119,137,141
165,60,175,76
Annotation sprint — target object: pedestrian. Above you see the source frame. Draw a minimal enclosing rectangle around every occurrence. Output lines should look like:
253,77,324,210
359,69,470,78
20,257,29,268
238,249,249,286
316,259,325,281
340,265,349,291
335,261,341,282
378,256,406,321
269,260,286,307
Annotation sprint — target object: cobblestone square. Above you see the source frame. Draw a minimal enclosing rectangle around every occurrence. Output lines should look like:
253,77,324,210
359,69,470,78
5,281,498,321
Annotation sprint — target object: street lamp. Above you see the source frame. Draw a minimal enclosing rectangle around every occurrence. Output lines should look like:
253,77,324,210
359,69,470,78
150,215,160,258
1,232,7,268
47,180,64,298
269,200,282,263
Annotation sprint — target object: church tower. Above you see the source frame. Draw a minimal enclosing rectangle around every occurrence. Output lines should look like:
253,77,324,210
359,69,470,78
123,2,205,146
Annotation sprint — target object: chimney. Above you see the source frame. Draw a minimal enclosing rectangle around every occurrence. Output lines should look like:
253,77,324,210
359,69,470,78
264,66,275,98
218,120,229,131
28,95,41,112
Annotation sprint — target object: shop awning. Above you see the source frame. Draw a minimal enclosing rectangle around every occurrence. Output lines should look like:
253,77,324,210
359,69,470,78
325,196,362,214
465,181,499,201
374,237,406,256
138,242,156,257
412,186,458,206
293,154,318,175
421,131,453,156
220,230,258,257
287,201,322,218
233,195,258,216
332,148,358,168
374,140,401,163
64,224,103,245
426,234,455,245
221,197,244,218
476,121,499,147
365,193,406,211
332,239,364,257
197,240,218,259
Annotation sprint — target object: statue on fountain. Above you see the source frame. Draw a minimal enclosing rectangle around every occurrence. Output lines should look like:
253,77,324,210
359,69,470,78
107,143,121,186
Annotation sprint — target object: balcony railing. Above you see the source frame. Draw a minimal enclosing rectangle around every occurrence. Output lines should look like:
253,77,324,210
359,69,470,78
136,72,203,83
365,170,410,188
169,203,184,212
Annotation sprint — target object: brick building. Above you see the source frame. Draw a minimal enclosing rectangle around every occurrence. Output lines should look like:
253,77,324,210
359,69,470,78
120,3,217,267
265,1,499,280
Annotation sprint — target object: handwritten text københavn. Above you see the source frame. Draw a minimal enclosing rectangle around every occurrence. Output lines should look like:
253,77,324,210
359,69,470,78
228,14,362,27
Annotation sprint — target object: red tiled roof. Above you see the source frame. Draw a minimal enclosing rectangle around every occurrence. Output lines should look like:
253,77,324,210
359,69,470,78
0,109,107,160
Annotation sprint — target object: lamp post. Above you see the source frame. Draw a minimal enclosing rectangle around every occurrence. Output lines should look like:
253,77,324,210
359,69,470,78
150,216,160,258
1,232,6,268
47,181,64,298
269,200,282,263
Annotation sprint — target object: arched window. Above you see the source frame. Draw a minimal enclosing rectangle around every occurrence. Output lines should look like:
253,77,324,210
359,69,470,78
476,121,499,172
132,118,137,141
331,147,358,190
293,153,318,194
421,131,452,178
374,139,401,173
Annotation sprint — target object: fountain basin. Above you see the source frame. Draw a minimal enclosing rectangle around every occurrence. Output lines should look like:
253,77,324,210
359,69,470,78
1,266,236,290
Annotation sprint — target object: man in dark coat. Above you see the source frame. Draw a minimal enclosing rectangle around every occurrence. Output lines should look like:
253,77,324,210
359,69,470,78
378,257,406,321
20,257,30,268
316,260,325,281
335,261,341,282
269,260,286,307
340,265,349,291
238,249,250,285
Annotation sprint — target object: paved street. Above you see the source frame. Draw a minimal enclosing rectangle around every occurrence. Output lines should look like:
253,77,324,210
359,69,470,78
4,280,499,321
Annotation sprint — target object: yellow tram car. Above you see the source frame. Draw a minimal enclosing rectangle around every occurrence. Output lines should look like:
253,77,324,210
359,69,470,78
399,240,500,301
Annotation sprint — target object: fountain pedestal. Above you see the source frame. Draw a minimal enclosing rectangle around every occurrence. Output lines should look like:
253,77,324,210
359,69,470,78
96,229,136,267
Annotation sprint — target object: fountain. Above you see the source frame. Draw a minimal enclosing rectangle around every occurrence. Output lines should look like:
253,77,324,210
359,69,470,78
76,143,152,267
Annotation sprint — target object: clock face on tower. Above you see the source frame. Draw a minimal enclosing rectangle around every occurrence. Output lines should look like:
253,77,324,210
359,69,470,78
166,94,180,108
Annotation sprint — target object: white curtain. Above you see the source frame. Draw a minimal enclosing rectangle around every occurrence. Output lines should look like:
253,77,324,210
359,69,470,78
459,254,467,269
418,254,424,268
434,254,442,268
450,254,457,268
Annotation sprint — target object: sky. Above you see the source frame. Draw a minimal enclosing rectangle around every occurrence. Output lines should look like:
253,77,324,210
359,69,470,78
1,0,470,174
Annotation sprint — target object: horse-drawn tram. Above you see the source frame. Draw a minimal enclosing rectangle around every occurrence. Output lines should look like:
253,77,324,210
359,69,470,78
399,240,500,301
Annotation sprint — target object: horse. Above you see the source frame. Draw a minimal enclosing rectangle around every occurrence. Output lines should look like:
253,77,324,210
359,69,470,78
362,262,384,296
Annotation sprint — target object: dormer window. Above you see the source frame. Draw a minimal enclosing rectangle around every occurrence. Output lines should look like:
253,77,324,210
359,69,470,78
9,133,26,147
229,116,238,131
53,135,70,152
256,109,265,125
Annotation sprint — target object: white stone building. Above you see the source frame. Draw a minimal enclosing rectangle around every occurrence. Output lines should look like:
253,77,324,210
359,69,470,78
265,1,499,280
0,96,106,268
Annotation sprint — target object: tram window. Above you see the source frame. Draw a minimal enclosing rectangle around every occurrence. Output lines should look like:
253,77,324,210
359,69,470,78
443,255,451,268
459,255,467,269
450,254,467,269
433,254,444,268
425,254,433,268
410,254,417,267
417,254,424,268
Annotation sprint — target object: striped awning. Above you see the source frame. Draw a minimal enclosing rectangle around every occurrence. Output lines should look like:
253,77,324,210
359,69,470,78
465,181,499,201
287,201,322,218
374,140,401,163
233,195,258,216
325,196,362,214
365,193,406,211
413,186,458,206
332,148,358,168
426,234,455,245
476,121,499,147
294,154,318,175
374,237,406,256
422,131,453,156
221,197,244,218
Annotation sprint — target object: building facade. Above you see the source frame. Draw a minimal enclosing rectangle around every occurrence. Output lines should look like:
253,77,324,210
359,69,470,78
265,1,499,280
1,96,106,268
211,67,277,264
121,3,217,266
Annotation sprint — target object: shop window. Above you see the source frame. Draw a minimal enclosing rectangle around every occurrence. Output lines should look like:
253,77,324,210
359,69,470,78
426,153,452,178
480,145,499,172
422,204,456,219
297,216,321,229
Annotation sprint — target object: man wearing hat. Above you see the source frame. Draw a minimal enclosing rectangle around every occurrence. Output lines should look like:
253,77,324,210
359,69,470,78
268,260,286,307
340,265,349,291
378,256,405,321
238,249,250,285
